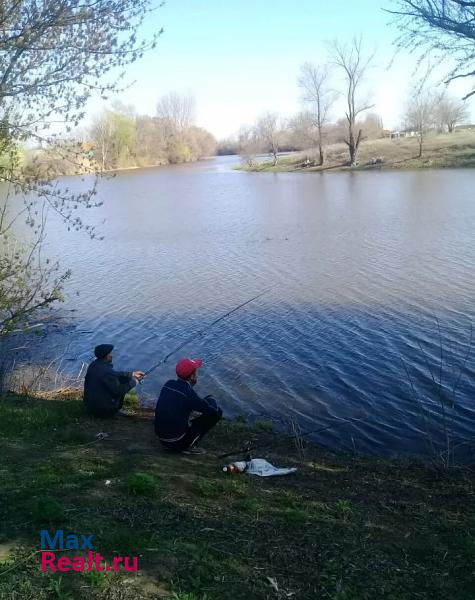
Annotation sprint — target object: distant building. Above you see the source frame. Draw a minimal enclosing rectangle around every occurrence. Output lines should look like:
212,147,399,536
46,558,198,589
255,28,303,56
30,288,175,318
389,130,417,139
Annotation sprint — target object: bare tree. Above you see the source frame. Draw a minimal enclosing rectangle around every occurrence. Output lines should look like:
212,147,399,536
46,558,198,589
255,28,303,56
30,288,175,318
436,91,470,132
389,1,475,99
331,39,375,166
238,126,260,166
298,63,336,165
255,112,281,166
404,81,438,157
156,91,196,131
288,110,319,151
90,111,114,171
362,112,384,139
185,126,217,159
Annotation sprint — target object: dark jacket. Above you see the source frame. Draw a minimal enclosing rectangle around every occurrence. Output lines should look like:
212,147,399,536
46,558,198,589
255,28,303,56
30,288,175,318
83,359,136,415
154,378,222,441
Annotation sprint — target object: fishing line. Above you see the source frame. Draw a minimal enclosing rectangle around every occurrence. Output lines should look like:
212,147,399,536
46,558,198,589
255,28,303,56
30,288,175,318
142,287,273,378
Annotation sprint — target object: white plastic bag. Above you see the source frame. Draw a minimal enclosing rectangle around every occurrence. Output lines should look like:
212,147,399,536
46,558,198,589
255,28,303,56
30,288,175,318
246,458,297,477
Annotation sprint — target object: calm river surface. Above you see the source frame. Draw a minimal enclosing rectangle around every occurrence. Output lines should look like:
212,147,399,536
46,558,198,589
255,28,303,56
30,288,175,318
16,156,475,459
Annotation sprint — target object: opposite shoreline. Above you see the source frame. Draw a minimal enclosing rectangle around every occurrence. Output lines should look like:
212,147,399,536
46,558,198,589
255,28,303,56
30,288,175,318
235,130,475,174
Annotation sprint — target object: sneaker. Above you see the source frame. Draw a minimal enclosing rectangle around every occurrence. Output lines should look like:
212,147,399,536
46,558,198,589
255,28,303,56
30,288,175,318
182,447,207,455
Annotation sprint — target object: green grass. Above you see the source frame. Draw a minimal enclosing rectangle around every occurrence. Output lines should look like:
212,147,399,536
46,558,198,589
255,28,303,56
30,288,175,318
31,497,65,525
127,472,159,496
0,393,474,599
123,388,140,411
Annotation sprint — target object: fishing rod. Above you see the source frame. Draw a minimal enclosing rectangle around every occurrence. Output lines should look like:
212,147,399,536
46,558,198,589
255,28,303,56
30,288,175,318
218,414,368,460
142,287,272,378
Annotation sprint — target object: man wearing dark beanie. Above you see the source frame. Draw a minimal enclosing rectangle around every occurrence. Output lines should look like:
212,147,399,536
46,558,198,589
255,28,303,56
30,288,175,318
83,344,145,418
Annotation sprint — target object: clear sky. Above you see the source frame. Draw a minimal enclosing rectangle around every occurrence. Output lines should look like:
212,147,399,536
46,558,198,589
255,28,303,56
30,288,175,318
85,0,475,139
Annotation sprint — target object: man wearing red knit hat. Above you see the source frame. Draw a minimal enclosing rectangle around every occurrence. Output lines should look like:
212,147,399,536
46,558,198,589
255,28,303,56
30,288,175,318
154,358,222,454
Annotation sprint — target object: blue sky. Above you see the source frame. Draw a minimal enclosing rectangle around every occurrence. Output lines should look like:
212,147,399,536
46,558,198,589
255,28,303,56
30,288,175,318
85,0,475,138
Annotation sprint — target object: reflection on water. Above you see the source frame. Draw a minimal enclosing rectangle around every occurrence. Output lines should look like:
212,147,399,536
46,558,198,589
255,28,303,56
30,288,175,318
11,157,475,459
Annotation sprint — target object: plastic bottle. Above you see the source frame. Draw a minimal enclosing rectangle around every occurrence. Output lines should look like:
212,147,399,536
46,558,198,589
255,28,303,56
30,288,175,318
222,461,247,474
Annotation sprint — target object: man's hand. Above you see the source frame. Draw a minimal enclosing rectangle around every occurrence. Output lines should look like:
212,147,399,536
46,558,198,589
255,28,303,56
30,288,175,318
133,371,145,382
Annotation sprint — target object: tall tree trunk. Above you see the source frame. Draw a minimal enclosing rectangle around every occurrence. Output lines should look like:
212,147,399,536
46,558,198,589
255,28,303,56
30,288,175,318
101,138,106,170
348,127,355,166
317,123,324,166
318,143,324,167
348,127,362,167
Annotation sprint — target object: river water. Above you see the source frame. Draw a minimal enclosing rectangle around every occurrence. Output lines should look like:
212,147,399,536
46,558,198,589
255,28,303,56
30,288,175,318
11,156,475,459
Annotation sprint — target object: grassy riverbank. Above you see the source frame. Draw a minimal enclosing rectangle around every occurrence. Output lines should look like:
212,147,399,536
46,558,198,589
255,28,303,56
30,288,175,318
0,393,474,599
236,130,475,173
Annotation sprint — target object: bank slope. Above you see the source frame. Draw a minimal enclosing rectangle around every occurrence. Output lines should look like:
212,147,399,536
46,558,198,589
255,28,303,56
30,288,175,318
0,393,474,600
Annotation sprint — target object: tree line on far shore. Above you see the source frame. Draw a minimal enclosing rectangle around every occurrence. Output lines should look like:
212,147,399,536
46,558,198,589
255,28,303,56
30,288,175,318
26,39,472,178
26,91,217,178
218,39,471,167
